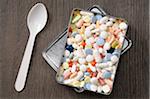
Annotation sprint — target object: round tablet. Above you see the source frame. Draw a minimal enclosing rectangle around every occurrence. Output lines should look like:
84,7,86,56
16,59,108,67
111,55,119,63
80,64,87,72
102,85,111,93
103,42,111,50
86,55,94,62
75,34,82,42
100,31,108,39
96,37,105,46
85,48,93,55
119,22,127,30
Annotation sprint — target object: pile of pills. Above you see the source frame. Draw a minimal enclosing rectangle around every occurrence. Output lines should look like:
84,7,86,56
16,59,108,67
57,9,128,95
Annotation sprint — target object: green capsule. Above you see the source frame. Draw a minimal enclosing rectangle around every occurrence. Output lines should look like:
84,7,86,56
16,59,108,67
72,14,81,23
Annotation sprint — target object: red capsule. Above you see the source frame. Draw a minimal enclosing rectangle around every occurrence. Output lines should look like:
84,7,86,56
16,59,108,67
68,61,73,67
69,27,72,33
91,60,96,66
92,72,97,77
81,41,86,47
87,68,92,73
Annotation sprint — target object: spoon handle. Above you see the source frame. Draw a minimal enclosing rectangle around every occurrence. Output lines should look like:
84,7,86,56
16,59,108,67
15,34,36,92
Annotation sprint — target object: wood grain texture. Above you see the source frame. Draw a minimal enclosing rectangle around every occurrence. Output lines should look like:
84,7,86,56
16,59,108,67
0,0,149,99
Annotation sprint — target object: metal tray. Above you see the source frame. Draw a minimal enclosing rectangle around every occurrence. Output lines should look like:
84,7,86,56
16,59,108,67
42,5,132,93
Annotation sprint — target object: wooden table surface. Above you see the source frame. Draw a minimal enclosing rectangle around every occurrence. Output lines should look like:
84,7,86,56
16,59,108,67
0,0,149,99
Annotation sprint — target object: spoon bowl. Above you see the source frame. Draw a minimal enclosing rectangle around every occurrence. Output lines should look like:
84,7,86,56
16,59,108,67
15,3,48,92
27,3,47,34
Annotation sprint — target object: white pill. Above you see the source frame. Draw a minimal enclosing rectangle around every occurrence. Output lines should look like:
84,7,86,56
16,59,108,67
90,65,96,72
93,43,99,49
113,23,119,30
86,39,92,45
119,22,127,30
100,31,108,39
71,64,76,73
111,74,115,79
91,28,100,33
111,66,116,74
67,38,72,45
90,77,98,85
75,34,82,42
99,24,107,31
72,56,78,61
97,86,102,93
93,49,99,56
86,55,94,62
66,58,70,62
107,61,113,67
87,24,96,30
76,50,85,58
64,79,74,84
90,84,98,92
75,71,83,80
99,16,109,24
72,43,78,49
103,42,111,50
80,11,94,16
102,85,111,93
118,32,125,37
96,63,109,68
85,28,91,38
89,37,95,44
80,64,87,72
104,79,113,87
109,17,116,22
65,50,70,57
77,46,82,50
95,55,102,63
78,58,86,64
98,48,104,53
96,71,102,78
82,15,91,23
119,36,124,43
63,68,71,75
111,55,119,63
106,21,113,26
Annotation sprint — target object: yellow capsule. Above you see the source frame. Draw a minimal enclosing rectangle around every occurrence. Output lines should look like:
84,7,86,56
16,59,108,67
115,43,122,49
70,24,76,30
74,10,80,15
72,28,78,32
86,45,92,49
96,21,100,28
80,26,85,34
63,62,69,69
80,81,85,87
111,40,119,48
83,15,91,23
72,81,81,87
83,23,91,27
84,76,90,83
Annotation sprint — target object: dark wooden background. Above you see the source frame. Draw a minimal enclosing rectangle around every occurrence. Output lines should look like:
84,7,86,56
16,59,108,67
0,0,149,99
